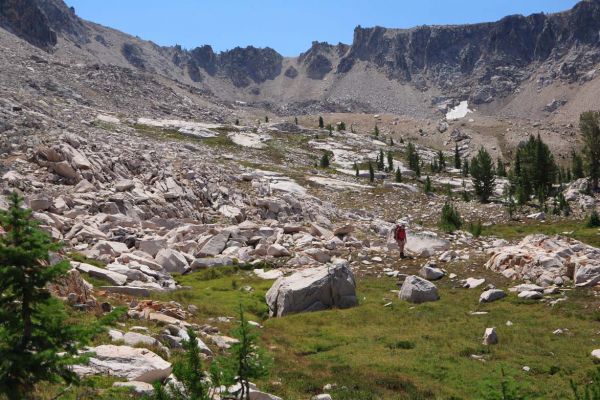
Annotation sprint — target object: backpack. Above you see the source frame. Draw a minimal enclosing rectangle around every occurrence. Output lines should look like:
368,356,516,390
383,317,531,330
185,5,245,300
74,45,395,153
394,225,406,241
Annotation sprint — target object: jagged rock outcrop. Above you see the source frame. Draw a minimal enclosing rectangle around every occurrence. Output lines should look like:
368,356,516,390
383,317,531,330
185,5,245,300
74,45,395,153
337,0,600,102
0,0,87,50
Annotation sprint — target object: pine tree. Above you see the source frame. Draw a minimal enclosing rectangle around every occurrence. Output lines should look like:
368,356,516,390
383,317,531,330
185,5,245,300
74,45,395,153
326,124,333,135
219,306,270,400
454,144,461,169
424,176,433,193
235,118,240,126
439,202,462,233
374,125,380,137
318,116,324,128
587,210,600,228
471,147,496,203
405,143,421,176
390,137,394,146
387,151,394,172
572,151,584,180
437,150,446,172
337,121,346,131
400,137,404,144
294,117,298,125
161,328,211,400
265,116,269,123
320,152,330,168
496,159,506,177
504,173,517,219
354,162,359,177
513,135,556,203
0,193,89,398
369,162,375,183
395,167,402,183
581,111,600,191
462,159,469,177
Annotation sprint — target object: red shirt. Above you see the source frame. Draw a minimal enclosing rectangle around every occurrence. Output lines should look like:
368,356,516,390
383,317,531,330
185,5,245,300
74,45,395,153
395,226,406,241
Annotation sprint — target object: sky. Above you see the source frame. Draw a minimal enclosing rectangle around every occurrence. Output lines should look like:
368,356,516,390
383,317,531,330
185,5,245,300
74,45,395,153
64,0,580,56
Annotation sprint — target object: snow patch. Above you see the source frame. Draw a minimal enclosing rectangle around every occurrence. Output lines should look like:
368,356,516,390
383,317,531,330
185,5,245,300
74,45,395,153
446,101,473,120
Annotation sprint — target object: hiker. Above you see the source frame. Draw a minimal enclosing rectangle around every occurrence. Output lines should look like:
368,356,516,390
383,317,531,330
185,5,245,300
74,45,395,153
394,223,407,259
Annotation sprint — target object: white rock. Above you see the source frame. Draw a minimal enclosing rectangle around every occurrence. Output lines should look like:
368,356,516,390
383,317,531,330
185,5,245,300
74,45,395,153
155,249,189,274
479,289,506,303
74,345,171,383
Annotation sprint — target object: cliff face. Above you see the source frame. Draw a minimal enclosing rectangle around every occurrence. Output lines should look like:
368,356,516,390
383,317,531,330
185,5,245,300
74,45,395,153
0,0,87,50
337,0,600,103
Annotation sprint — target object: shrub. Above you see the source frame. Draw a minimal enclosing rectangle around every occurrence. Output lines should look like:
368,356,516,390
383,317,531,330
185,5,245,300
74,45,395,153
468,220,483,238
587,210,600,228
439,202,462,233
320,152,330,168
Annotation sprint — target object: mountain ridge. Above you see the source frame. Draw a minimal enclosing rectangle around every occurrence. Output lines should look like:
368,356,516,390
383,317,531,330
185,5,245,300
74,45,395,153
2,0,600,119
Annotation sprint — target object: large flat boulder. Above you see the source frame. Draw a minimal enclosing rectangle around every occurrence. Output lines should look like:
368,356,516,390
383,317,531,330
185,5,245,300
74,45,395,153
196,232,230,257
266,262,357,317
73,345,171,383
74,262,127,286
404,233,450,257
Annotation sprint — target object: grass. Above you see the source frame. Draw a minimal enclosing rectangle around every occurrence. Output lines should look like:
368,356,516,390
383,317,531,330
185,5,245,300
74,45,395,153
150,262,600,400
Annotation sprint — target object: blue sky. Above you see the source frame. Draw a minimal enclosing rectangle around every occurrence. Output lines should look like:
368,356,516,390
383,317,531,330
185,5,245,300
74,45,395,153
65,0,579,56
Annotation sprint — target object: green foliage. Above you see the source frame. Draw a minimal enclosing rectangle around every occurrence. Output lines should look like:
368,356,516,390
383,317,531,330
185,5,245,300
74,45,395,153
0,193,90,399
147,328,210,400
468,220,483,238
454,144,461,170
294,117,298,125
581,111,600,190
513,135,557,204
318,116,324,129
586,210,600,228
497,159,507,177
354,162,360,177
326,124,333,135
319,152,331,168
235,118,240,126
374,125,380,137
439,202,462,233
558,192,571,216
406,143,421,177
337,121,346,131
395,167,402,183
377,149,385,171
424,176,433,193
387,151,394,172
218,305,271,400
368,162,375,183
471,147,496,203
265,116,269,123
462,158,469,177
572,151,585,180
437,150,446,172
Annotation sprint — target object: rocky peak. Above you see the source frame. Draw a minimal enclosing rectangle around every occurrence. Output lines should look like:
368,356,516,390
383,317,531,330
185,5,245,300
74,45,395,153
0,0,87,51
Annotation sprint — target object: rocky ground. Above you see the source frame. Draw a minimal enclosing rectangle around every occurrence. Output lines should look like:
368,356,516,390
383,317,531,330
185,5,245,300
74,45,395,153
3,8,600,398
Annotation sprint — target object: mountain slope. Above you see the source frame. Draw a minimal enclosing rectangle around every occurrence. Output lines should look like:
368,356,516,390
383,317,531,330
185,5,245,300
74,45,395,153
1,0,600,120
